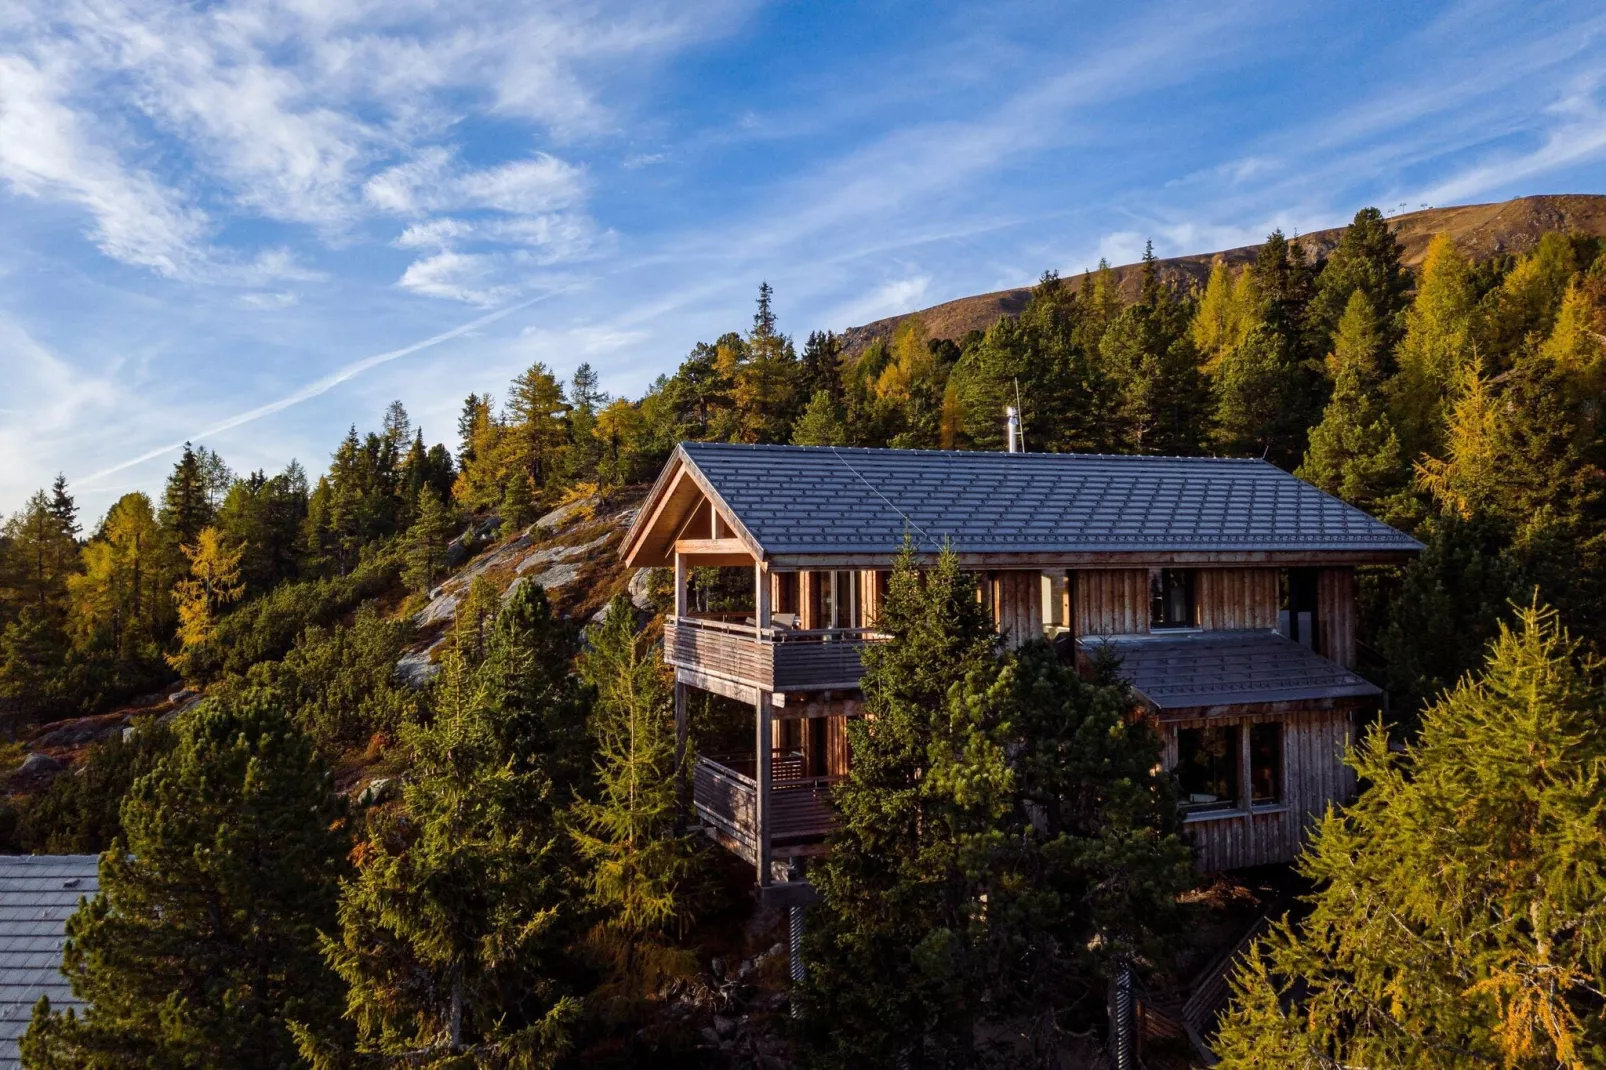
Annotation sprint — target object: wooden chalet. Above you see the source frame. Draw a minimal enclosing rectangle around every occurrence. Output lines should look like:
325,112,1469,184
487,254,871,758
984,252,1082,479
620,442,1421,896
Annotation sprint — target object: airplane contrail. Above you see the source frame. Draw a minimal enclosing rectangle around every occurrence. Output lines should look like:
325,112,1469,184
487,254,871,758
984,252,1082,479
78,290,559,488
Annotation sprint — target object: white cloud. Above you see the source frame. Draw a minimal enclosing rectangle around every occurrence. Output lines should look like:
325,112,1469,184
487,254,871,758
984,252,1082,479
397,250,518,305
0,54,209,277
239,291,298,309
367,150,585,217
825,275,933,327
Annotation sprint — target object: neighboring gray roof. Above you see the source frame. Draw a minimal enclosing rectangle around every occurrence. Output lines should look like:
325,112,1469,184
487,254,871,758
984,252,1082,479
1084,630,1381,710
680,443,1421,557
0,855,98,1067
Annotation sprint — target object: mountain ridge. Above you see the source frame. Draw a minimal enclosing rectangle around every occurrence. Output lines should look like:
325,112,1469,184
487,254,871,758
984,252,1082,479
839,193,1606,353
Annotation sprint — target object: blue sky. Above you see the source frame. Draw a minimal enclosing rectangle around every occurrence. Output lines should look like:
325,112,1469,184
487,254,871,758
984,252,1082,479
2,0,1605,520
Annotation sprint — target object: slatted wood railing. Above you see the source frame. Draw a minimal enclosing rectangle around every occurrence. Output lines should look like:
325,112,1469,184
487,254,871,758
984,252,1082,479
692,751,842,865
665,617,881,692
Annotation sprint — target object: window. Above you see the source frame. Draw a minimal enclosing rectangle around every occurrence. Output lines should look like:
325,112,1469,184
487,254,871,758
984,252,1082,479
1280,568,1319,645
1150,569,1195,629
1176,725,1239,811
1250,722,1283,805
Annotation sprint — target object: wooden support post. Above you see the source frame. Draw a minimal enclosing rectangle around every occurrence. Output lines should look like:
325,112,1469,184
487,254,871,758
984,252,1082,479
673,551,687,619
756,694,773,886
828,570,839,628
755,560,771,631
674,679,689,821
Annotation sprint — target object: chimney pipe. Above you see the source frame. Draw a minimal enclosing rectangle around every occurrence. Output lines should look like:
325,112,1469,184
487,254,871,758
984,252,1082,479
1005,406,1021,453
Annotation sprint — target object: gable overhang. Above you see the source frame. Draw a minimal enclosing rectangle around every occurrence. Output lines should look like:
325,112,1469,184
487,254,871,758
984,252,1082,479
757,548,1419,570
620,445,766,569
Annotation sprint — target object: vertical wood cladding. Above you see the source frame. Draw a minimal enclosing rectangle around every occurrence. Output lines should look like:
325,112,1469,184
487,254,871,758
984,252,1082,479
1160,706,1357,871
1195,569,1280,631
1072,569,1151,636
988,571,1043,649
1316,568,1358,669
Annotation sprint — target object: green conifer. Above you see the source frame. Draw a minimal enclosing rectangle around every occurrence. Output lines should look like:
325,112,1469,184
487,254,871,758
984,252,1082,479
24,689,349,1067
1216,604,1606,1069
571,595,706,1006
791,389,848,446
1297,291,1407,513
404,486,455,595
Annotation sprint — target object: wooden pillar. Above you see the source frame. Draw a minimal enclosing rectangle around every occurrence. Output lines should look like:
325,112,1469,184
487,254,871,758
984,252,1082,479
673,552,687,619
755,560,771,631
674,680,690,820
756,694,773,887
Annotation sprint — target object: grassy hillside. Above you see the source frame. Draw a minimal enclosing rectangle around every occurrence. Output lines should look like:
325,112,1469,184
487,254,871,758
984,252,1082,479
839,193,1606,354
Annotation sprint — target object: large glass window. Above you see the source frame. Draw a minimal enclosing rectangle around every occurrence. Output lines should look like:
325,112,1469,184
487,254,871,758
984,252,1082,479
1176,725,1239,811
1250,722,1283,804
1150,569,1196,629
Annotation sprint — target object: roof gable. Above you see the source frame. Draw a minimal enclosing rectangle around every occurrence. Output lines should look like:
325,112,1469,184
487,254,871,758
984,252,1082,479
621,443,1421,565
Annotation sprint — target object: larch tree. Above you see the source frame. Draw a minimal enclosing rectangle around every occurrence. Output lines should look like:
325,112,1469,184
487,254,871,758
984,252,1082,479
507,363,569,493
792,389,849,446
313,586,585,1068
23,688,350,1068
315,647,581,1068
572,595,706,1008
1389,232,1477,458
403,486,455,596
167,526,245,677
1216,604,1606,1070
68,493,174,662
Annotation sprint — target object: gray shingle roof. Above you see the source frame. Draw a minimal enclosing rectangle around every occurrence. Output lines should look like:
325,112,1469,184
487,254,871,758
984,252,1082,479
0,855,98,1068
1083,630,1381,710
680,443,1421,557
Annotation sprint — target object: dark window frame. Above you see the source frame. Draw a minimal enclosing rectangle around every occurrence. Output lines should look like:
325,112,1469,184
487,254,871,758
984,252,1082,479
1176,724,1240,812
1150,568,1196,630
1249,722,1284,805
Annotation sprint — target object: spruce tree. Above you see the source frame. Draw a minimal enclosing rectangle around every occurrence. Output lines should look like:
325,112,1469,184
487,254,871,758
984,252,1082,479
800,548,1190,1065
48,474,79,540
1216,605,1606,1069
159,443,213,547
1297,291,1407,514
404,487,454,595
23,689,350,1067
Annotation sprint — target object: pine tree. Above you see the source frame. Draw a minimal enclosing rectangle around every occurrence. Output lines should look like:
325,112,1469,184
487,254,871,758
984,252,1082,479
499,470,536,531
571,595,705,1006
24,688,350,1067
404,486,455,595
1297,291,1407,513
312,636,581,1067
1307,206,1410,350
799,330,845,401
1216,605,1606,1069
792,390,848,446
1390,233,1476,458
160,443,213,547
1214,324,1314,464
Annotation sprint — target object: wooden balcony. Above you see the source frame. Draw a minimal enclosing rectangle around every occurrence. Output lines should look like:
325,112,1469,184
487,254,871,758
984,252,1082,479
693,750,841,864
665,615,878,693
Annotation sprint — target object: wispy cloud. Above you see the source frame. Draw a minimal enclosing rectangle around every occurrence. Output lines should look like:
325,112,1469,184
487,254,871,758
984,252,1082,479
76,288,571,488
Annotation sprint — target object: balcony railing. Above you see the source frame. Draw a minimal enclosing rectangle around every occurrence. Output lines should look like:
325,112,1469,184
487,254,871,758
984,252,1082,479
692,750,841,864
665,615,881,692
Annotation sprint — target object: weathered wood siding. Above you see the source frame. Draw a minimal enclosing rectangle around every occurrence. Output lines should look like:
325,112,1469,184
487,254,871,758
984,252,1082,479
1316,568,1358,669
988,570,1043,649
1196,569,1279,630
1072,569,1150,636
1160,706,1356,871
